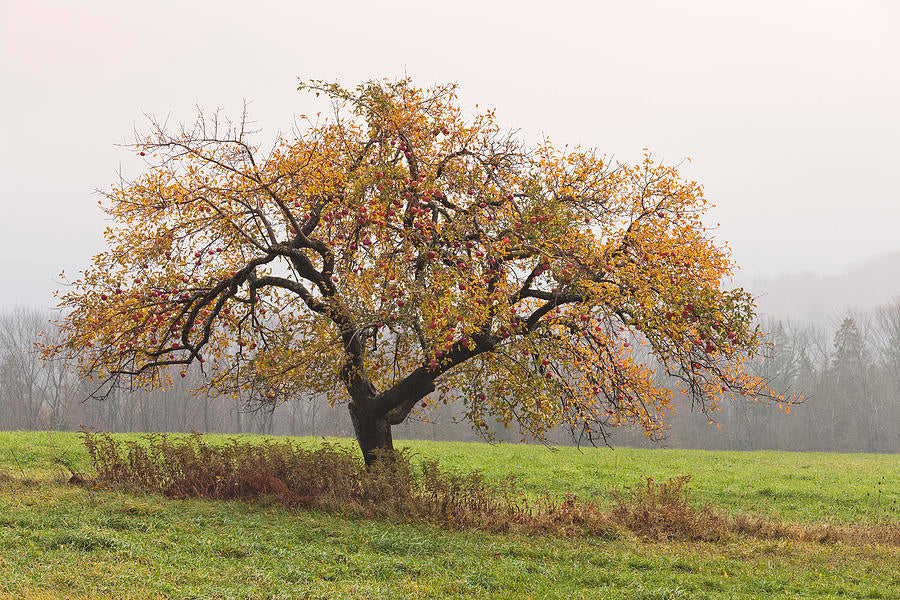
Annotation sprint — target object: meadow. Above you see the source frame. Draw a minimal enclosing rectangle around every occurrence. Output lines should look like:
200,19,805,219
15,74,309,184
0,431,896,599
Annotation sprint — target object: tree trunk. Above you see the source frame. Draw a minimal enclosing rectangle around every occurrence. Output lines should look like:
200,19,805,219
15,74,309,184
348,402,394,466
344,364,437,466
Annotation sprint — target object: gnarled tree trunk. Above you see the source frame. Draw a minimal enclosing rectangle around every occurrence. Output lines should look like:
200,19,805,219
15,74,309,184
346,367,437,466
348,402,394,466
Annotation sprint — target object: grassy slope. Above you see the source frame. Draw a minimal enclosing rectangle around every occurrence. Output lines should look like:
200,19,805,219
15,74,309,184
0,431,897,599
396,439,899,523
1,431,896,522
1,482,897,600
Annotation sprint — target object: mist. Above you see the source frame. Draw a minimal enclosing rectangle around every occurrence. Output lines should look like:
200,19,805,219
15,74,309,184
2,1,899,311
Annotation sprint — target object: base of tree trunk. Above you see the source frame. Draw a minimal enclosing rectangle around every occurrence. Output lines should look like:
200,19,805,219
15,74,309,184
349,404,394,466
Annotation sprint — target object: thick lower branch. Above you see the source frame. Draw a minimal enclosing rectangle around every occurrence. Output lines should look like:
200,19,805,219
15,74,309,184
374,366,436,424
375,333,498,421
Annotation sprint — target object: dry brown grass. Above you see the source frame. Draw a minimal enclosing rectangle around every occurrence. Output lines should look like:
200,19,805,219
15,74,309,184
729,513,900,546
78,432,898,546
608,475,727,541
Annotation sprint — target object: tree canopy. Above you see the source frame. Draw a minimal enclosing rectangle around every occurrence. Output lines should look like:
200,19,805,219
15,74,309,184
48,78,781,463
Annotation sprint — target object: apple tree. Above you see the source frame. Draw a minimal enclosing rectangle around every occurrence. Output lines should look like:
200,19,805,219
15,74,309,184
48,79,782,464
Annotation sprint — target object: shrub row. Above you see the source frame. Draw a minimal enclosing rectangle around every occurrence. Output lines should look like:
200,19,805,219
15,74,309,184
78,432,898,545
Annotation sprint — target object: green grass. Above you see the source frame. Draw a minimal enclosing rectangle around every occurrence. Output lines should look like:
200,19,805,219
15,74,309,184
1,480,896,599
396,440,899,524
0,431,897,598
1,431,896,522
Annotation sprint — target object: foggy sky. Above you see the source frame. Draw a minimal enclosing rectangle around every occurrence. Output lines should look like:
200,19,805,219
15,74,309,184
1,0,898,311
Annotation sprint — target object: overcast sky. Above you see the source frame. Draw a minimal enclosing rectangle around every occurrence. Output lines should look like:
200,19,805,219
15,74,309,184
1,0,898,311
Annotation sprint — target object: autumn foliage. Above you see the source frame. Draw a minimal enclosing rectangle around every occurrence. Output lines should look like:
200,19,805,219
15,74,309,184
48,78,779,462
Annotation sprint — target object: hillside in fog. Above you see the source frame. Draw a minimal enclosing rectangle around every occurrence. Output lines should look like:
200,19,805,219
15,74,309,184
743,249,900,324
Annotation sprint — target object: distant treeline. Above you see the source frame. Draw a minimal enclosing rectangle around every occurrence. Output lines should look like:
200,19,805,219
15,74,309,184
1,301,898,453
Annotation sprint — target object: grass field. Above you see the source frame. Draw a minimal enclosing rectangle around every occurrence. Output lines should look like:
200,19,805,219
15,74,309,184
0,431,897,599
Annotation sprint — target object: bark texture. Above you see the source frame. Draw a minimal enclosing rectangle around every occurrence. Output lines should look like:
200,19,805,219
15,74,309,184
348,402,394,466
347,371,436,466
